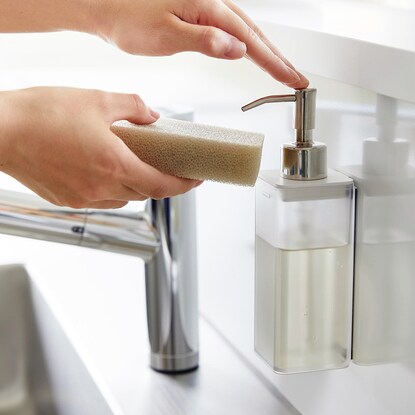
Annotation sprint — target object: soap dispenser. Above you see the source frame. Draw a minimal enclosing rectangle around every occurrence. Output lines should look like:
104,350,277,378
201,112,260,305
242,89,355,374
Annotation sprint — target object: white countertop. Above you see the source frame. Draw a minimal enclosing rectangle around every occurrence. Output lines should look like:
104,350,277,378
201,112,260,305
237,0,415,103
238,0,415,52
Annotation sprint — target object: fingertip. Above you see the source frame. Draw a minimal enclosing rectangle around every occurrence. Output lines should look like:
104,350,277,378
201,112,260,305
284,76,310,89
294,80,310,90
284,66,301,83
149,108,160,119
170,177,203,196
281,64,309,89
272,65,310,89
107,92,159,125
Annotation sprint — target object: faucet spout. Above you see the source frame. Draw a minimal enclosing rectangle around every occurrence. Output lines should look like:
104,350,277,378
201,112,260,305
0,188,199,373
0,189,160,261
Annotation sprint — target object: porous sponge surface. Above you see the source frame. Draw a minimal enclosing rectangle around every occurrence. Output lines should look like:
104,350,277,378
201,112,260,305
111,118,264,186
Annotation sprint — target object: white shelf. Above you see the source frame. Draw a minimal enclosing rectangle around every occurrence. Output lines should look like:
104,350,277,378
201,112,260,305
238,0,415,103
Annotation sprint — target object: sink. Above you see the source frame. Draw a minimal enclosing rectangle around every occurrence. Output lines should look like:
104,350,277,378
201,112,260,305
0,259,298,415
0,264,117,415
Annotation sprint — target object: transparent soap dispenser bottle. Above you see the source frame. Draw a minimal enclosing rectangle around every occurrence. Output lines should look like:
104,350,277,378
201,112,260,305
242,89,355,374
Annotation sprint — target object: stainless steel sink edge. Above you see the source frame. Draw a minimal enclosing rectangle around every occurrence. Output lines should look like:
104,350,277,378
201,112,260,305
0,263,125,415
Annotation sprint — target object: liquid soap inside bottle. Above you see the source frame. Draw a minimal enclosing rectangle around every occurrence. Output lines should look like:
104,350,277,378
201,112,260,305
254,170,354,373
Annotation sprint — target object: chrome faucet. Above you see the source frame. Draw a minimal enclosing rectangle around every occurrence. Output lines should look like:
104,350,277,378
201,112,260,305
0,108,199,374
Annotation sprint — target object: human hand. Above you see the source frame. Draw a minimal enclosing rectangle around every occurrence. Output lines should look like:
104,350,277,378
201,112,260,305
95,0,308,88
0,87,201,209
1,0,307,87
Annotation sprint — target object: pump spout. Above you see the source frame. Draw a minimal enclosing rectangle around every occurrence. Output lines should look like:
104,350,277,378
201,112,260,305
242,88,326,181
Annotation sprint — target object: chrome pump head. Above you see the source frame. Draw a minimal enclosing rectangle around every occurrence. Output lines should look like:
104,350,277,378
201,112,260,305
242,88,327,180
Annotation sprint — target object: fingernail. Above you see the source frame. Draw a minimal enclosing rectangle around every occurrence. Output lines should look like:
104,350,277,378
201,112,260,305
149,108,160,119
195,180,204,187
224,38,247,59
283,66,301,83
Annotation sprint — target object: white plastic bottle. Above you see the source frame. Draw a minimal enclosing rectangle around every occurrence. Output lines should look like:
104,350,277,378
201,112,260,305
243,89,355,373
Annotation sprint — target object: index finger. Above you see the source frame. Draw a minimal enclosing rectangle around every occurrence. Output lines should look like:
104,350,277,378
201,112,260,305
213,1,309,88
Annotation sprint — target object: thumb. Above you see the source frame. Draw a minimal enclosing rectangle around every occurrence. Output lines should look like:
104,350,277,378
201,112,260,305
105,92,160,125
174,21,246,59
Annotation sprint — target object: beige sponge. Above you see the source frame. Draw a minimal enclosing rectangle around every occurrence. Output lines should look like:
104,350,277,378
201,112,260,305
111,118,264,186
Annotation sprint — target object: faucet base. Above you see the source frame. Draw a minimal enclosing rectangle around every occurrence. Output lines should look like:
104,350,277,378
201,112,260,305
150,351,199,374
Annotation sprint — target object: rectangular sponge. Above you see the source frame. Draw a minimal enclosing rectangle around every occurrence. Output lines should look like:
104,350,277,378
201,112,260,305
111,118,264,186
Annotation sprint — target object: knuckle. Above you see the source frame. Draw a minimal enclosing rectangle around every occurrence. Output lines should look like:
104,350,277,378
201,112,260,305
194,0,215,13
202,27,220,54
251,22,264,39
129,93,145,113
246,25,258,42
261,55,275,73
207,0,222,14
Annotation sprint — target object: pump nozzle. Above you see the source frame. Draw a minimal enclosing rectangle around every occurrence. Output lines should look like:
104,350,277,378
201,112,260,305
242,88,326,181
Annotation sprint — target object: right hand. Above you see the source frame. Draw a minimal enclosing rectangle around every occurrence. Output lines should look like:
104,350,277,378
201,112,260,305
1,0,308,88
94,0,308,88
0,87,201,209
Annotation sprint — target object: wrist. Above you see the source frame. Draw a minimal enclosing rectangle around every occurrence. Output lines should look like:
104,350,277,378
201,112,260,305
59,0,100,35
88,0,118,41
0,91,14,173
